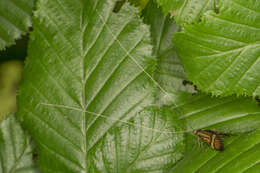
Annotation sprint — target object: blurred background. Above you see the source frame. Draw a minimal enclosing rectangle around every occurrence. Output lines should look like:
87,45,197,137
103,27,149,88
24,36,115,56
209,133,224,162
0,35,28,121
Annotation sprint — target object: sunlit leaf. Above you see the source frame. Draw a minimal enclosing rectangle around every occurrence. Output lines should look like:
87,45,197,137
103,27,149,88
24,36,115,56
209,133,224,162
174,0,260,97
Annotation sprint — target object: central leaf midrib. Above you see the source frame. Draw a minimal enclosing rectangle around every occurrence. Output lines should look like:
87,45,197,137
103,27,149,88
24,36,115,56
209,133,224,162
83,13,136,110
80,3,87,172
84,37,145,131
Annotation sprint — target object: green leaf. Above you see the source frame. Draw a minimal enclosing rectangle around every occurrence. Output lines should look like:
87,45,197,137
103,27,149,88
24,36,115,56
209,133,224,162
17,0,186,172
172,130,260,173
155,0,216,24
142,1,195,104
0,113,40,173
154,0,174,14
145,1,260,171
170,93,260,172
177,94,260,133
129,0,150,10
113,0,149,13
174,0,260,97
0,0,34,50
87,106,184,172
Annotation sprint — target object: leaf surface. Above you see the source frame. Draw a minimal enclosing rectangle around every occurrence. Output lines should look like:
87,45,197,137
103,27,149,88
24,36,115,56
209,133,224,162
17,0,185,172
155,0,216,24
0,114,40,173
172,129,260,173
87,106,184,172
170,93,260,173
174,0,260,97
142,1,196,107
0,0,34,50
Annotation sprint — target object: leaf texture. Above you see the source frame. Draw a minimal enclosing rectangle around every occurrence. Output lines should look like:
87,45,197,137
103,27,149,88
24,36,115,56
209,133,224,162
0,114,40,173
170,93,260,173
142,1,196,108
177,94,260,133
15,0,179,172
87,106,184,172
174,0,260,97
172,130,260,173
129,0,150,10
0,0,34,50
156,0,216,24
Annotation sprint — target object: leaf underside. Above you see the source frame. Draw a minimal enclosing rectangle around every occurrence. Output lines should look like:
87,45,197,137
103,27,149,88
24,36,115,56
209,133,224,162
174,0,260,97
0,114,40,173
0,0,34,50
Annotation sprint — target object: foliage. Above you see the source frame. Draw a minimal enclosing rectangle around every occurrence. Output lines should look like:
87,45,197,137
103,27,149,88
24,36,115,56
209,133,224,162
0,0,259,172
155,0,217,24
0,0,34,51
174,0,260,97
0,113,40,173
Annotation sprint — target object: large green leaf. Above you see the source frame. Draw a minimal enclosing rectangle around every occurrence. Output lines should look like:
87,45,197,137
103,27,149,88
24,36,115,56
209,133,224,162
0,0,34,50
174,0,260,97
155,0,216,24
17,0,185,172
0,114,40,173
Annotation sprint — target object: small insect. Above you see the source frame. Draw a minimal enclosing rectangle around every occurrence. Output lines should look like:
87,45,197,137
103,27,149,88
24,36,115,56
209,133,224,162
182,80,198,92
255,96,260,106
33,153,38,161
194,129,229,151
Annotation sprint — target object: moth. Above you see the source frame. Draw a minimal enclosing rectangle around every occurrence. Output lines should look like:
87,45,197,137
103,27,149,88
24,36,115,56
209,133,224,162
194,129,229,151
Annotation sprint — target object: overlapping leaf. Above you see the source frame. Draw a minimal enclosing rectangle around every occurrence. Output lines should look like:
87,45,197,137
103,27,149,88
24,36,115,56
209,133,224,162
16,0,260,172
174,0,260,97
143,1,195,107
0,0,34,50
143,2,260,171
0,114,40,173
